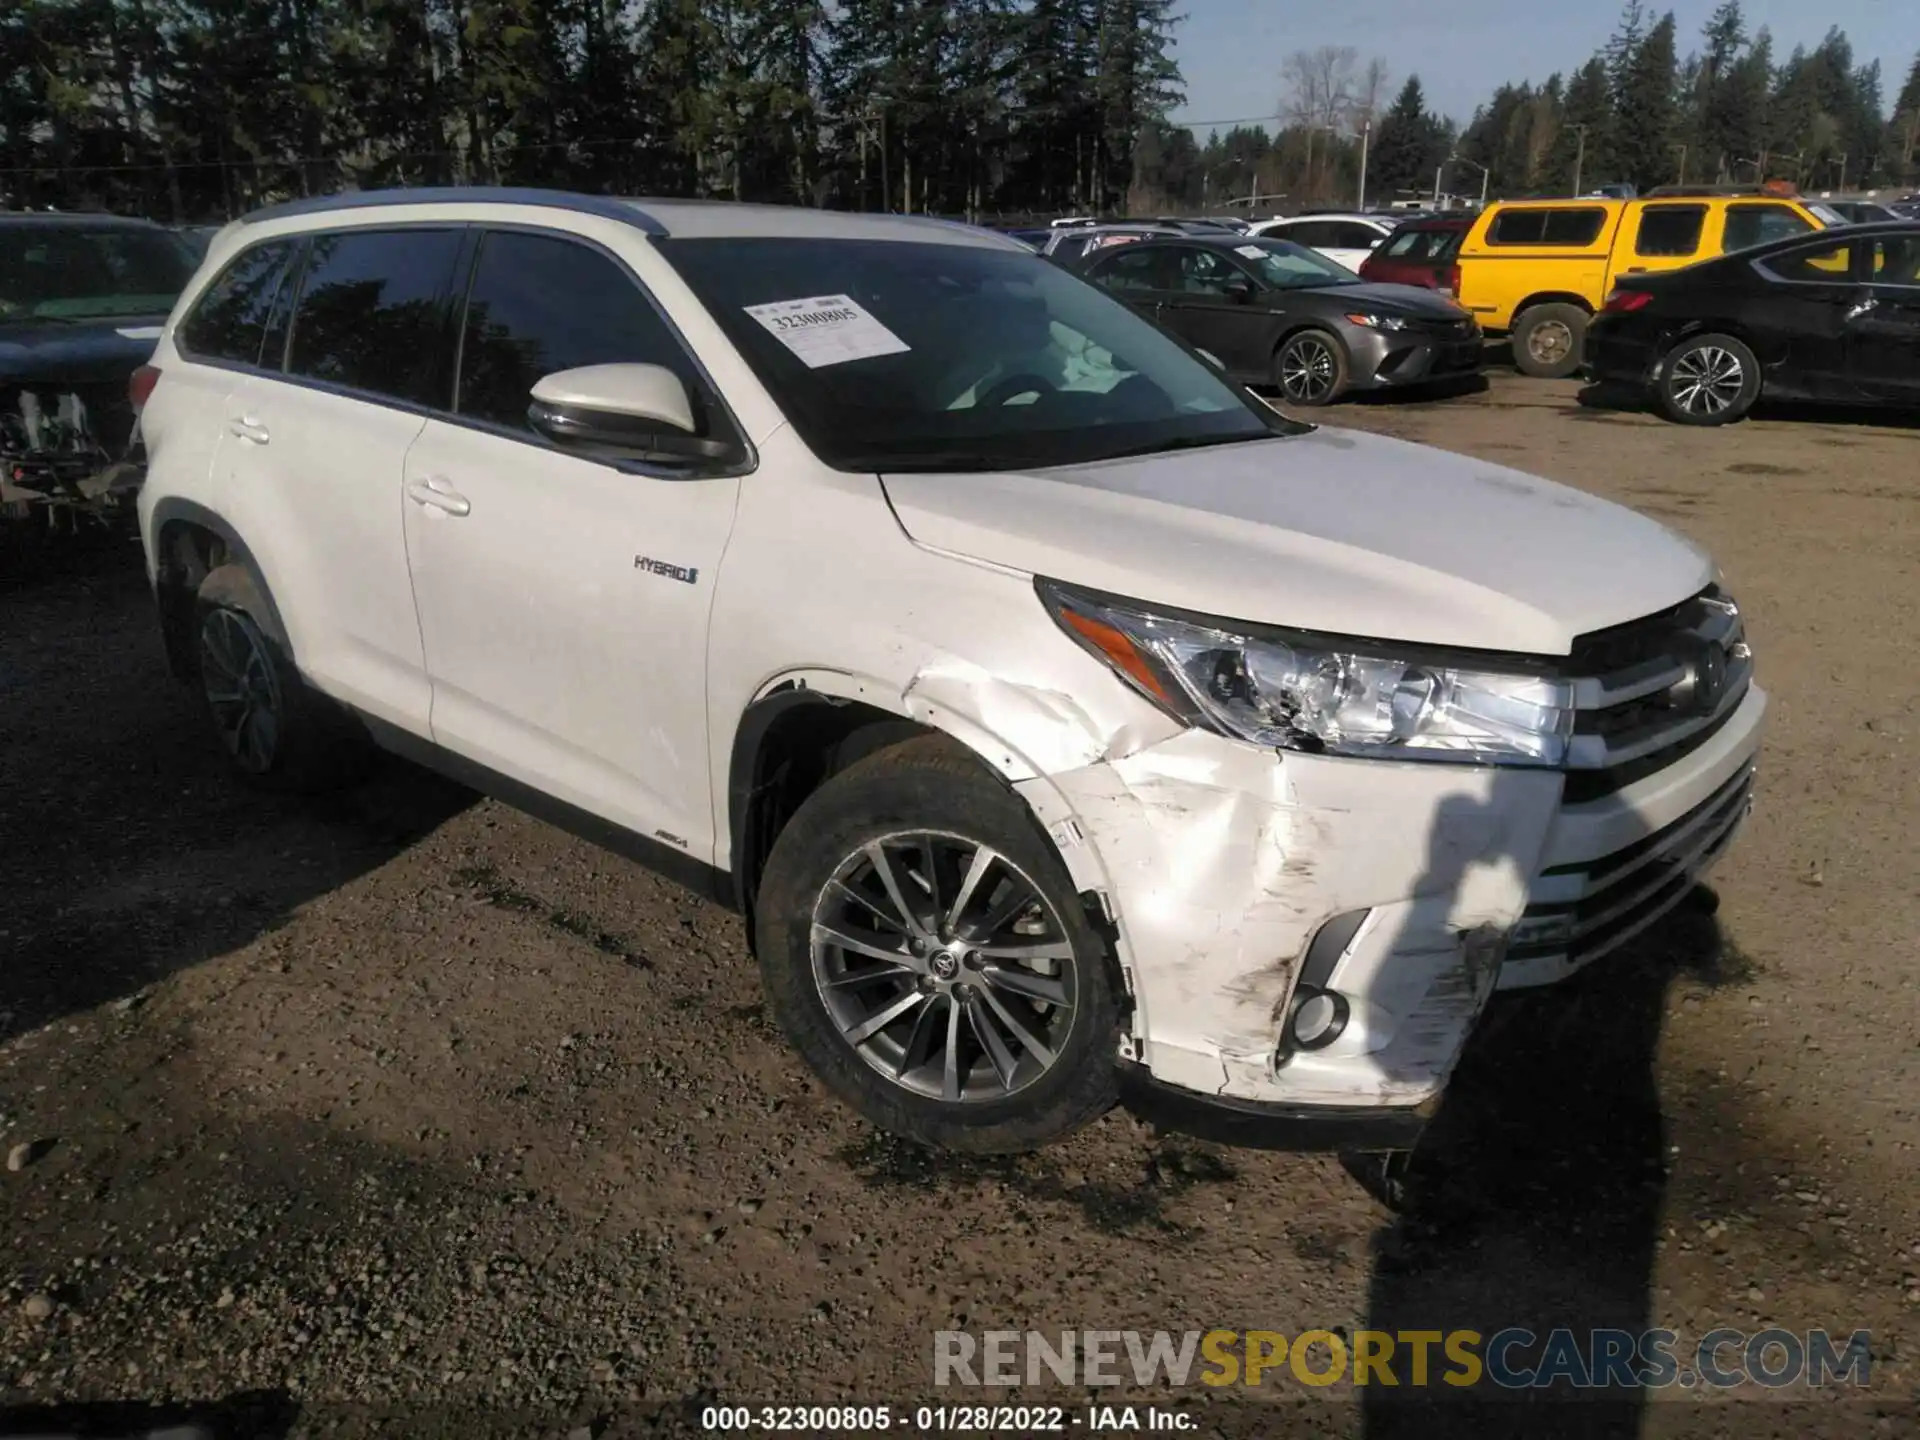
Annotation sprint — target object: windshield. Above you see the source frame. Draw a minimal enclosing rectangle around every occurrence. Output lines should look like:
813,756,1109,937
1231,238,1364,288
658,236,1289,473
0,224,195,322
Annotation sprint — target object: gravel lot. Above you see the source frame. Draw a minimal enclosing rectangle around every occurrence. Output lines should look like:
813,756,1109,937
3,373,1917,1439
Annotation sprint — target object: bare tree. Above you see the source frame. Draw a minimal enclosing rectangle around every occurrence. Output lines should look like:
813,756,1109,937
1280,46,1378,200
1281,46,1361,133
1352,57,1390,131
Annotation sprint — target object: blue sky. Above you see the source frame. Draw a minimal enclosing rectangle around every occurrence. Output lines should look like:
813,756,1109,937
1165,0,1918,133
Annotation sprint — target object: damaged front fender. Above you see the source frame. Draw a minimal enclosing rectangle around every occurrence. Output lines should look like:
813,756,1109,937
744,664,1560,1117
1037,729,1563,1110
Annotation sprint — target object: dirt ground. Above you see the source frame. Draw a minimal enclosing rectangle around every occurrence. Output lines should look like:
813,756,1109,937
3,373,1917,1439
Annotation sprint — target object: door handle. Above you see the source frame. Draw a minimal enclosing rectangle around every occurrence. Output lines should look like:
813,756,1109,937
1625,266,1647,273
405,477,471,516
227,414,269,444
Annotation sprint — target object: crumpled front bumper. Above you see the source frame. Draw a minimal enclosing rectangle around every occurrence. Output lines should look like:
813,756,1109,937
1018,682,1766,1125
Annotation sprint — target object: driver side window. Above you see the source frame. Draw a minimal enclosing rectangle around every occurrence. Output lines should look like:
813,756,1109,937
1172,248,1241,295
1089,245,1169,294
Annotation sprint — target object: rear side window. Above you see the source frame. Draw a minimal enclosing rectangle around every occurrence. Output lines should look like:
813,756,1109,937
455,229,699,435
1634,205,1706,257
1486,208,1608,246
178,240,295,365
286,228,464,406
1382,228,1459,260
1723,205,1814,253
1050,235,1090,263
1331,223,1384,249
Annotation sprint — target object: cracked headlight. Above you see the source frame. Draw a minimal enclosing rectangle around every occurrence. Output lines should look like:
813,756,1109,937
1344,312,1410,331
1039,580,1575,767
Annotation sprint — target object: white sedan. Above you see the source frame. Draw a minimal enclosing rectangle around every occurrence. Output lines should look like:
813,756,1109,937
1250,213,1398,271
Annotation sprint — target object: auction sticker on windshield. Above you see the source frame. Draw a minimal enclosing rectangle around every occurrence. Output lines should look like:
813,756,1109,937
1235,245,1267,260
744,294,910,368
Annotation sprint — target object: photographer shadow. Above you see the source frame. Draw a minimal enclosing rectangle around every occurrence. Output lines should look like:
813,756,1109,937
1358,880,1740,1438
0,1387,297,1439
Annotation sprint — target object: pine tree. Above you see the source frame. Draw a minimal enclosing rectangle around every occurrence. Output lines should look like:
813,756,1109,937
1368,75,1445,199
1541,56,1611,195
1891,52,1920,185
1612,9,1678,192
1768,44,1822,183
1695,0,1759,181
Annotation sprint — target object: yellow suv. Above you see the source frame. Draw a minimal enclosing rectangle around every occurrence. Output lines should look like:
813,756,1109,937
1455,188,1839,376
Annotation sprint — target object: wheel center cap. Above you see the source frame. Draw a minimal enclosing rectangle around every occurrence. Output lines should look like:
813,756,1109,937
929,949,959,981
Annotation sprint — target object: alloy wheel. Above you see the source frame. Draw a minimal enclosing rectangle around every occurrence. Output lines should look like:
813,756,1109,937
1280,337,1338,402
810,832,1078,1104
1668,345,1746,417
198,607,283,774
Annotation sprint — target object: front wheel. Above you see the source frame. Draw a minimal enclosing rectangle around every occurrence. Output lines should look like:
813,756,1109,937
753,736,1122,1153
1275,329,1349,406
1657,334,1760,425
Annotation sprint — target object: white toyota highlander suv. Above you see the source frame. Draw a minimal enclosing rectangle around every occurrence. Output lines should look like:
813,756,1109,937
134,189,1764,1154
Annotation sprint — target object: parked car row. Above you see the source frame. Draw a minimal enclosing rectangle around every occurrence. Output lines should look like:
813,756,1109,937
1063,232,1481,406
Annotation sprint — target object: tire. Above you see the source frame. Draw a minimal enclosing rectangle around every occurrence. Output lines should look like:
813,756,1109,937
1655,333,1760,426
753,735,1122,1153
1274,329,1350,406
1512,303,1589,378
192,564,372,792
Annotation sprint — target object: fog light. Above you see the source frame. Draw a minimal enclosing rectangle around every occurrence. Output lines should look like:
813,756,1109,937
1287,987,1350,1050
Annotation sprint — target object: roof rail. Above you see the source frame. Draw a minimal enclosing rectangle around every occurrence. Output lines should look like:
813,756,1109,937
238,186,666,235
1643,183,1796,199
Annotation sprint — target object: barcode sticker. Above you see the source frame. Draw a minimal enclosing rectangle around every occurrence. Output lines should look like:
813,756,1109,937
744,295,910,368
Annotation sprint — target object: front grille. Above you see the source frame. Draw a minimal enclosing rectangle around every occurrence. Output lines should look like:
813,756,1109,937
1560,586,1752,800
1510,763,1754,967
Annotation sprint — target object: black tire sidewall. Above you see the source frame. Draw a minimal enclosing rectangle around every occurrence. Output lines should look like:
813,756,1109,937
1276,329,1349,406
1513,304,1589,378
193,564,368,791
753,738,1121,1153
1658,334,1760,426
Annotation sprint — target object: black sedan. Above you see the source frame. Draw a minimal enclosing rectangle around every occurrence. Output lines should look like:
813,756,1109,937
1587,221,1920,425
1068,234,1481,405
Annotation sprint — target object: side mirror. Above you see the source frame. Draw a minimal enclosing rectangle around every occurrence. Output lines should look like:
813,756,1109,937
529,363,697,445
1224,276,1257,304
527,363,742,467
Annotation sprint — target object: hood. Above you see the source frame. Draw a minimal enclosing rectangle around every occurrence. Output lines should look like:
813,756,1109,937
1290,281,1468,319
0,316,166,387
879,427,1712,655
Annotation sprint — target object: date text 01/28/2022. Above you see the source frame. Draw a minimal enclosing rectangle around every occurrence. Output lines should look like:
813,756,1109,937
698,1404,1194,1431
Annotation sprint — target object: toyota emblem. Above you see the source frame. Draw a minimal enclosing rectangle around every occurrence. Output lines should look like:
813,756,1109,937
1694,644,1728,713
